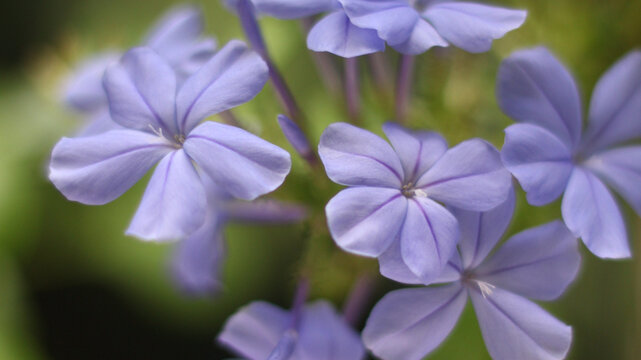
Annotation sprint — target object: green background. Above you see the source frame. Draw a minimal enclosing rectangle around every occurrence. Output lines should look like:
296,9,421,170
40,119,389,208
0,0,639,358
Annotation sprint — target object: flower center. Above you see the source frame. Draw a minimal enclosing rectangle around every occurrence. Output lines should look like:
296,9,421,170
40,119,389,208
174,134,186,145
462,272,496,299
401,182,427,198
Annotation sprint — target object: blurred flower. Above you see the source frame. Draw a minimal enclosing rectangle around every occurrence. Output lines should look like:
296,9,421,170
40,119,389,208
62,5,216,136
499,47,641,259
219,300,365,360
318,122,511,283
49,41,291,241
171,174,307,296
364,192,580,360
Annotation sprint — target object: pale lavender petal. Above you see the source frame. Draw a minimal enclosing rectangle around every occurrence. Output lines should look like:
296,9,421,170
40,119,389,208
417,139,512,211
225,200,307,223
176,40,268,134
400,198,459,283
49,130,173,205
293,301,365,360
585,146,641,216
75,109,123,137
127,150,206,241
103,47,178,135
319,122,404,188
470,287,572,360
218,302,290,360
340,0,418,45
582,50,641,153
382,122,448,183
363,284,467,360
423,2,526,53
63,52,119,112
326,187,407,257
306,11,385,58
267,330,297,360
171,213,225,295
277,114,314,162
253,0,340,19
475,220,580,301
184,122,291,201
390,18,448,55
453,188,515,269
501,124,574,206
561,167,630,258
497,47,582,149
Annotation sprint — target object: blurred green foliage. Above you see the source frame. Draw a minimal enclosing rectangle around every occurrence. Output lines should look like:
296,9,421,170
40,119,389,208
0,0,639,359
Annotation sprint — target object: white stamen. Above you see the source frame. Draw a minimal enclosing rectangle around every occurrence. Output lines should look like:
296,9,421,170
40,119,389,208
148,124,164,138
474,280,496,299
413,189,427,198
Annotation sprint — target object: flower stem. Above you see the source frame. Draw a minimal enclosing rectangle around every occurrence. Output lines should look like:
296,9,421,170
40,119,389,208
300,17,342,95
342,274,375,326
395,54,415,124
345,57,361,123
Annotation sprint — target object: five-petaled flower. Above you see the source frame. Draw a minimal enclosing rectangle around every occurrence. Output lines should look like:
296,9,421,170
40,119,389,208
49,40,292,242
499,47,641,259
318,122,512,284
363,192,581,360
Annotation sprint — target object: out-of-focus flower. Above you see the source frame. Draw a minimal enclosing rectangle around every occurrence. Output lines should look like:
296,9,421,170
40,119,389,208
318,122,511,283
364,192,580,360
171,174,307,295
49,41,291,242
499,47,641,259
219,300,365,360
62,5,216,136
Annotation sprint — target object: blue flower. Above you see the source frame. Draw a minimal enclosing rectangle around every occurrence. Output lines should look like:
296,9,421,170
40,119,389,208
364,192,581,360
318,122,511,283
62,5,216,136
218,300,365,360
499,47,641,259
49,41,291,242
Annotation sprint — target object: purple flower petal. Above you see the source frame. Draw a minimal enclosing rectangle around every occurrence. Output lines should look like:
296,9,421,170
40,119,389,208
469,286,572,360
390,18,448,55
176,40,268,134
319,122,404,188
126,149,206,241
340,0,418,45
325,187,407,257
585,146,641,216
253,0,340,19
63,52,119,112
49,130,173,205
277,114,314,162
171,211,225,295
379,240,463,285
582,50,641,153
363,284,467,360
422,2,526,53
218,301,290,360
497,47,582,149
103,47,178,136
453,189,516,269
417,139,512,211
75,109,123,137
293,301,365,360
306,11,385,58
183,121,291,201
561,167,630,258
382,122,448,183
501,123,574,206
475,220,580,301
400,198,459,283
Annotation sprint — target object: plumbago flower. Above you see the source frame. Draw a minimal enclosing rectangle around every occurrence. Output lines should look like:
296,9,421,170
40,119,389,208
499,47,641,258
171,174,307,295
63,5,216,136
242,0,526,57
219,300,365,359
49,40,292,241
319,122,511,283
364,192,581,360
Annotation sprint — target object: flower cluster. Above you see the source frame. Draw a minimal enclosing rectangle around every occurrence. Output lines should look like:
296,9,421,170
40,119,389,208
49,2,640,359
